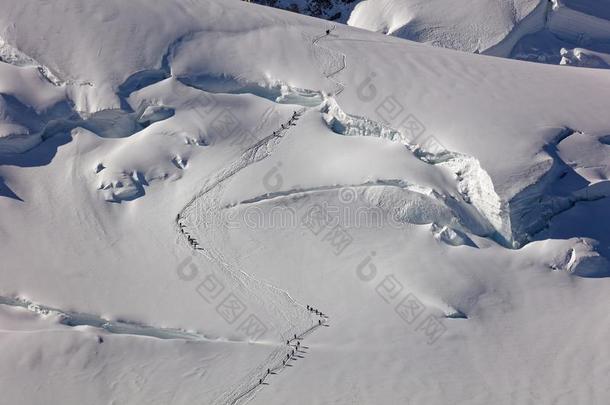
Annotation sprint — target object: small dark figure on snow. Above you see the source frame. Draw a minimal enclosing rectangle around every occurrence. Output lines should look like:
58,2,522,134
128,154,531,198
326,29,330,35
259,378,263,384
267,368,270,374
318,320,322,325
294,333,297,339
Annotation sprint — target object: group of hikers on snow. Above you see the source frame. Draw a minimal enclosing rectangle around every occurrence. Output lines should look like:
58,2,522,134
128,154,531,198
176,214,200,249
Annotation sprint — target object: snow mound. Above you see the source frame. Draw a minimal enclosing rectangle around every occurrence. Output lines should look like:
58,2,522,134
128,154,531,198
348,0,546,57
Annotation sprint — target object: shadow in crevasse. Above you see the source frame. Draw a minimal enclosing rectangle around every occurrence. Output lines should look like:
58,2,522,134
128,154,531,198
0,130,73,169
0,176,22,201
0,103,161,202
0,131,73,202
0,94,77,177
537,197,610,270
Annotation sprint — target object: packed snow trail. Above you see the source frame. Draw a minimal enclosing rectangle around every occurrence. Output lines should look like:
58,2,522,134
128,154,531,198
177,106,332,404
177,27,359,403
312,25,347,96
178,108,312,334
229,314,330,405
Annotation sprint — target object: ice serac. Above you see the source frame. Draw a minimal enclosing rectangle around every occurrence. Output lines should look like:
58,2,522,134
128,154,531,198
505,128,610,247
548,1,610,44
322,98,512,245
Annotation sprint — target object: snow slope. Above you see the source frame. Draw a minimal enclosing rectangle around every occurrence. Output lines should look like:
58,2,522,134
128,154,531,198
0,0,609,404
253,0,548,56
256,0,610,69
347,0,546,56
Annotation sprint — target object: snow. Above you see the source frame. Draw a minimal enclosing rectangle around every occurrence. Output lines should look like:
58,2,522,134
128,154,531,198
348,0,546,56
0,0,609,404
257,0,610,72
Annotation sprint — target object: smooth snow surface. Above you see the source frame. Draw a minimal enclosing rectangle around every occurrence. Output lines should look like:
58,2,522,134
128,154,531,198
0,0,609,404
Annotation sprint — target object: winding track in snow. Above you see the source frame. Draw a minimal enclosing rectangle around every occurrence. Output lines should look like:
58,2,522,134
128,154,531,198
312,25,347,96
175,28,347,404
176,25,346,404
177,107,330,405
